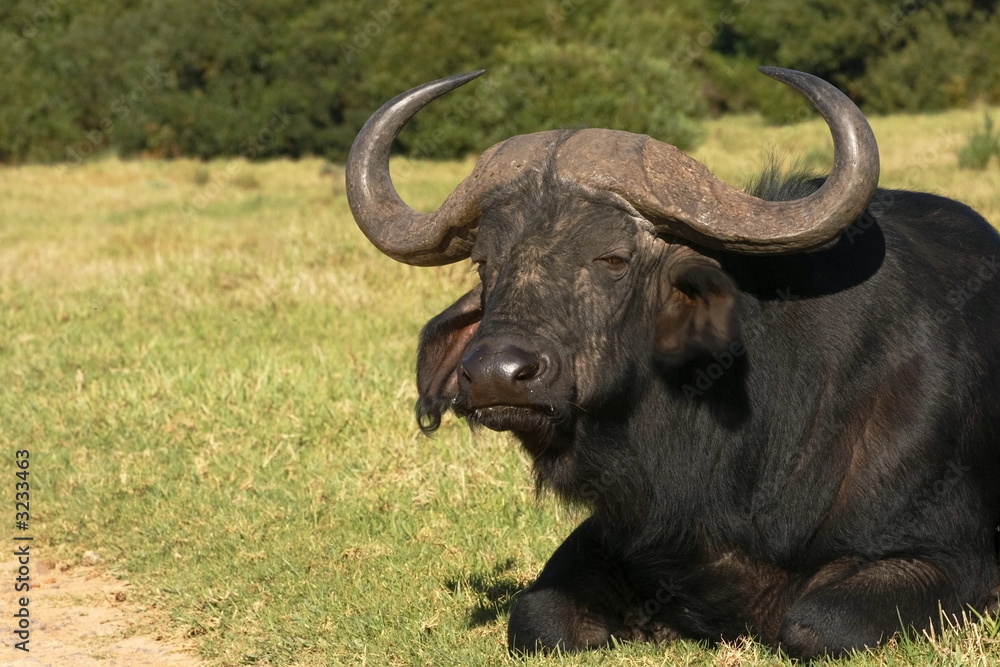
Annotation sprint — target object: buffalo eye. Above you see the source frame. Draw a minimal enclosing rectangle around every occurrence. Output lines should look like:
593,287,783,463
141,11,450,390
595,251,631,278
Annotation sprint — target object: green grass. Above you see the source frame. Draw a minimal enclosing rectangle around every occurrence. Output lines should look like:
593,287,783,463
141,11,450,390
3,107,1000,666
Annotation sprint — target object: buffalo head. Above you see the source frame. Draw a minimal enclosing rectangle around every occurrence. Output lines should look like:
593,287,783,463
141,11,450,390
345,68,879,479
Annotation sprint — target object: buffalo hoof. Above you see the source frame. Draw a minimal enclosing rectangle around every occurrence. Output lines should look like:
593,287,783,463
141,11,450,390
507,588,611,655
777,597,888,660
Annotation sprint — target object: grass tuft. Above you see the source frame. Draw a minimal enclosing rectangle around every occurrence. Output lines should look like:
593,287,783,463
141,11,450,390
958,114,1000,170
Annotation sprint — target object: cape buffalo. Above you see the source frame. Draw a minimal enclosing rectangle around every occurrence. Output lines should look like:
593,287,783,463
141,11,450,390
345,68,1000,659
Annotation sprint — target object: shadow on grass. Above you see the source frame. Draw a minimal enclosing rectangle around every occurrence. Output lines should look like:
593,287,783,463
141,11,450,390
444,557,529,628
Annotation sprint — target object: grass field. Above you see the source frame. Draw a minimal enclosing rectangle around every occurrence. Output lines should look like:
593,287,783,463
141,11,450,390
3,106,1000,666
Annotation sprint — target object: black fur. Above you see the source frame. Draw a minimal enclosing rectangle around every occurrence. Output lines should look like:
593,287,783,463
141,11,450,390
416,169,1000,659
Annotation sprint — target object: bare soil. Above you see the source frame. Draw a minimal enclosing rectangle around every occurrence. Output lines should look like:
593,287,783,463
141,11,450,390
0,559,205,667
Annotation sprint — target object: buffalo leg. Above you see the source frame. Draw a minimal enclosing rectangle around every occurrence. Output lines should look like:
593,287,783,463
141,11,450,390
779,557,988,659
507,518,677,654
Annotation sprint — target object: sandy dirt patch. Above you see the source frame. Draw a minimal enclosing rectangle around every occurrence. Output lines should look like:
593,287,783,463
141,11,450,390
0,558,204,667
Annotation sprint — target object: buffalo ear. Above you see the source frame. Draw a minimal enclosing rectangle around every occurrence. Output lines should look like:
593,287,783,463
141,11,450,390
416,284,482,433
655,260,742,363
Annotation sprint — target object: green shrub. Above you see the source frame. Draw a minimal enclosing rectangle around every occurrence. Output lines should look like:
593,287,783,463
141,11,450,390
392,38,705,158
489,40,703,149
958,115,1000,170
2,0,1000,164
714,0,1000,117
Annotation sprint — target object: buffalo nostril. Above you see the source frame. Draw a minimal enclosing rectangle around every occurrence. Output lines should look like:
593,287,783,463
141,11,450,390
457,343,557,409
514,361,539,381
460,344,546,387
493,347,542,384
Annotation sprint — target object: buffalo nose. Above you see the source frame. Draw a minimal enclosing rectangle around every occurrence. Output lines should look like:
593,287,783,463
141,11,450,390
458,343,548,407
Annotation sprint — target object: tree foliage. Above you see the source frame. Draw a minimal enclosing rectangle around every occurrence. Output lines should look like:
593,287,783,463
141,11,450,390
1,0,998,164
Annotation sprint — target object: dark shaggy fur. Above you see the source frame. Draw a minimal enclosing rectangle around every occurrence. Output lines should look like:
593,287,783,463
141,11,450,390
416,168,1000,659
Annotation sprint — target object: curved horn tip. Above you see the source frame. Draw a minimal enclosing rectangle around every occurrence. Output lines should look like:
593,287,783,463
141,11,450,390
345,69,488,266
349,70,487,148
406,69,486,100
418,70,486,94
456,69,487,81
757,66,819,87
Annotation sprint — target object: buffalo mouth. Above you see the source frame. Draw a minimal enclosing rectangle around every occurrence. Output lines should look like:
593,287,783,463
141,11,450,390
457,401,579,476
455,403,557,434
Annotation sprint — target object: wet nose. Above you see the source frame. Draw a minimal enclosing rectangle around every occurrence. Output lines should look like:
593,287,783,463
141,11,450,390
458,343,548,408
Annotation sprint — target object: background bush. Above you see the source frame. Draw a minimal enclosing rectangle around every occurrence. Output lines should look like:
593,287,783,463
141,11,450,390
2,0,1000,164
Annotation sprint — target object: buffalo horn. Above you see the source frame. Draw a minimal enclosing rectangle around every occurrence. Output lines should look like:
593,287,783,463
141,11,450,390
635,67,880,253
346,67,880,261
345,71,490,266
